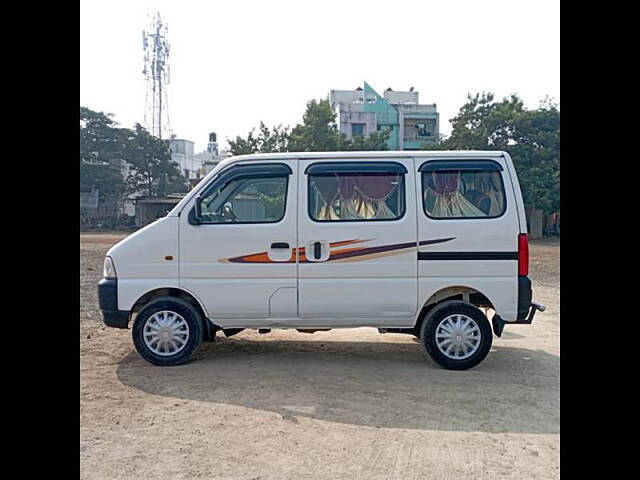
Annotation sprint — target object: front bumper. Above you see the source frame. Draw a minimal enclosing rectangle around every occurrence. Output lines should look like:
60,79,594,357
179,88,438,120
98,278,130,329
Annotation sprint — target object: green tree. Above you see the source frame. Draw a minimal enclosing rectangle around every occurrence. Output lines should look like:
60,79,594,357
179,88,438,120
255,122,290,153
227,130,259,156
289,99,342,152
80,107,129,199
124,123,188,198
424,93,560,213
346,129,390,151
228,122,290,156
510,99,560,213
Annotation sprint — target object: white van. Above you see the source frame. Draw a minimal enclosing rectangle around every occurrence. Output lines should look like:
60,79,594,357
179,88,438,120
98,151,544,370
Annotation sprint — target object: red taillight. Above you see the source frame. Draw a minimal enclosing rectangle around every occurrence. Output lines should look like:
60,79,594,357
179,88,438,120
518,233,529,276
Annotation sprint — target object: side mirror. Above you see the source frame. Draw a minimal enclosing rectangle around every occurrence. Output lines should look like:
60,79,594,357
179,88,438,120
189,195,203,225
195,195,203,218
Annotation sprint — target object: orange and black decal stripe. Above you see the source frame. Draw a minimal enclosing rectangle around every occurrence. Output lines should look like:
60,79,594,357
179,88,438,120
324,237,456,263
222,239,366,264
220,237,455,264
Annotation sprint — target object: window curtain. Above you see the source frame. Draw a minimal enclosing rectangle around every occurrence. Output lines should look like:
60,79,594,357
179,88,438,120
311,173,401,220
479,172,504,216
337,173,399,219
425,172,484,217
312,176,340,220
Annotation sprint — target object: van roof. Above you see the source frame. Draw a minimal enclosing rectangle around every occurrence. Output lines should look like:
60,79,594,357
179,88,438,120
223,150,505,162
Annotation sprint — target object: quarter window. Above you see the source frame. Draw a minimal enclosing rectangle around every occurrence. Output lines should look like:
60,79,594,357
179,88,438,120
422,167,506,219
308,164,405,222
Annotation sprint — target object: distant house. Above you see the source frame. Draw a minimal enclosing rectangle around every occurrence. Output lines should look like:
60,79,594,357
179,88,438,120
135,196,182,227
169,138,203,182
330,82,439,150
170,132,229,186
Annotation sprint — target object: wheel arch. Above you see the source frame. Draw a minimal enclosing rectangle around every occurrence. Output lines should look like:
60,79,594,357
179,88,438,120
414,285,495,332
130,287,218,341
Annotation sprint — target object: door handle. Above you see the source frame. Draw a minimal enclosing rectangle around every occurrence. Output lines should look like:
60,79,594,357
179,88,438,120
306,240,328,262
271,242,290,249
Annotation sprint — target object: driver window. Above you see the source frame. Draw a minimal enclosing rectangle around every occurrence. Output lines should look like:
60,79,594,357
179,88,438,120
200,175,288,223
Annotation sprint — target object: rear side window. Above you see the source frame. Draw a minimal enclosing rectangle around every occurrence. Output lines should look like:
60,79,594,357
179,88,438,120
421,161,506,219
307,162,406,222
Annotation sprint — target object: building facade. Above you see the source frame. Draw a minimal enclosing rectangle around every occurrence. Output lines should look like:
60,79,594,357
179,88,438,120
329,82,439,150
169,138,203,181
170,133,230,183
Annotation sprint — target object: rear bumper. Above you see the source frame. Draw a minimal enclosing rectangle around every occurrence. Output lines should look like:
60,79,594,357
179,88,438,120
491,276,545,336
98,278,130,329
517,276,533,320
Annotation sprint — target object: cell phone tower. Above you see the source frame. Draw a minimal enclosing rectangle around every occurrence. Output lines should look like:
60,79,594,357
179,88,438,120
142,12,171,139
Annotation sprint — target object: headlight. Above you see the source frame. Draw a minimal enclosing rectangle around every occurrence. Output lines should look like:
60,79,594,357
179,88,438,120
103,256,117,279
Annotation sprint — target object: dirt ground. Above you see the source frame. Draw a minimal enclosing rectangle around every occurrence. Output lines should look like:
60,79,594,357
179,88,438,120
80,234,559,480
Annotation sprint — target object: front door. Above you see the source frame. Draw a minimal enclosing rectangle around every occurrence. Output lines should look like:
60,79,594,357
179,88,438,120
179,161,298,324
297,158,418,325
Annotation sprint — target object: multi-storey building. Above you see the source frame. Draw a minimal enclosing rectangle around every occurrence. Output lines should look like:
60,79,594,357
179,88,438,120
330,82,439,150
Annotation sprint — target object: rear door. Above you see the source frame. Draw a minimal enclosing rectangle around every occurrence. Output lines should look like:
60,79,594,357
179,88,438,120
179,161,298,323
415,156,520,320
297,158,418,325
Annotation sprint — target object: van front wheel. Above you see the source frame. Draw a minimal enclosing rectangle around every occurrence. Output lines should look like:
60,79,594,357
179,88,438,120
420,301,493,370
132,297,203,366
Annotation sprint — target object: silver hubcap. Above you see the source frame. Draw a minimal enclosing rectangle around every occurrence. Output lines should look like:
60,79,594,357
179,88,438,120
143,310,190,357
435,314,481,360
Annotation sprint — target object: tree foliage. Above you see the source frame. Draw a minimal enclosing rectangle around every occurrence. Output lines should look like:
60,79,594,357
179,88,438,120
80,107,129,198
288,99,342,152
347,130,390,151
424,93,560,213
228,122,290,156
124,123,188,198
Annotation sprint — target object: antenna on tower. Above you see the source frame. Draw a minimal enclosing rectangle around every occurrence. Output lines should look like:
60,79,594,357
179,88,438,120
142,12,171,139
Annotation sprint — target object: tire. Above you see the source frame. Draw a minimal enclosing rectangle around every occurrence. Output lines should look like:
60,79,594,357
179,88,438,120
132,297,204,366
420,300,493,370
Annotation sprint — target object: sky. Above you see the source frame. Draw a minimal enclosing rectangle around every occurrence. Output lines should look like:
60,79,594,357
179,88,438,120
80,0,559,152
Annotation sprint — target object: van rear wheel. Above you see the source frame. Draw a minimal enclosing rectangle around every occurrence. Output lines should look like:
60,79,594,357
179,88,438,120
132,297,203,366
420,300,492,370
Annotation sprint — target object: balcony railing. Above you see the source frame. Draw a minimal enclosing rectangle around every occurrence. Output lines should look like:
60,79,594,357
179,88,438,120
403,134,436,142
397,104,437,114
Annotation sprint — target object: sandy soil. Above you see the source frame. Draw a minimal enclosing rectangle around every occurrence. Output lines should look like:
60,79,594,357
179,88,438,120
80,234,559,479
